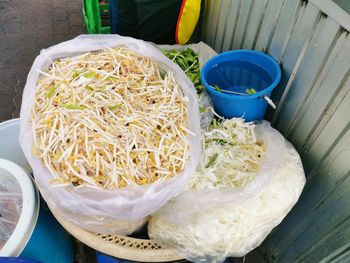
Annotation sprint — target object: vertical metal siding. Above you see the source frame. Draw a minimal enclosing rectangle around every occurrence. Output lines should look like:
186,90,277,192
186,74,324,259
200,0,350,262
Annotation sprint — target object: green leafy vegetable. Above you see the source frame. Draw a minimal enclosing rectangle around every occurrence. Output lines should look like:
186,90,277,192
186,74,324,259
206,138,228,145
205,153,219,168
85,85,94,91
83,71,97,78
162,48,203,94
245,88,257,95
61,104,85,110
73,70,81,76
47,86,57,98
212,118,217,128
109,103,122,110
199,106,208,113
214,85,222,92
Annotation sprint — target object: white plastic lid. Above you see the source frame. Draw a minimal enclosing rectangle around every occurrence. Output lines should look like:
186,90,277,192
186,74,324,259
0,118,31,173
0,158,39,256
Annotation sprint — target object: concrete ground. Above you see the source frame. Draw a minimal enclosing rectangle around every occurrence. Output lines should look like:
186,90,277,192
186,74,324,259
0,0,93,261
0,0,85,121
0,0,266,262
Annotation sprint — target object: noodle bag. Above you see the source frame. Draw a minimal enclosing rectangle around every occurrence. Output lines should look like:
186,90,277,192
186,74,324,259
148,121,306,262
19,35,201,235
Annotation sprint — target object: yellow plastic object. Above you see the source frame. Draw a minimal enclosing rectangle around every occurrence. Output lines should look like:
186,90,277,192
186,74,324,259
175,0,201,44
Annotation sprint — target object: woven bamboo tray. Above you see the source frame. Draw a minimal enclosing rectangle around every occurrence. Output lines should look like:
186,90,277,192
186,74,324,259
51,210,183,262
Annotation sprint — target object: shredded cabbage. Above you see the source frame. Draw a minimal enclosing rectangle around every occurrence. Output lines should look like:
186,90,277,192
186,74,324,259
148,120,306,262
191,118,266,190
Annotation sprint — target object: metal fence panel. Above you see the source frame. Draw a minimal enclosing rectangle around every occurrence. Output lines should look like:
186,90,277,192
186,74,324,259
200,0,350,262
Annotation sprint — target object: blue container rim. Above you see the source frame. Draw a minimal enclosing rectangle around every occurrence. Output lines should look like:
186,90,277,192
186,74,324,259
201,50,281,100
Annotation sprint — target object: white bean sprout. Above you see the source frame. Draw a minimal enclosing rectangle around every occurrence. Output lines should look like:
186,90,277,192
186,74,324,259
32,47,190,190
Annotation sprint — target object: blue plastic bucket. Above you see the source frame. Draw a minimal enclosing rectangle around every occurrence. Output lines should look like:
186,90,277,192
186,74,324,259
201,50,281,121
96,253,130,263
19,205,74,263
0,258,41,263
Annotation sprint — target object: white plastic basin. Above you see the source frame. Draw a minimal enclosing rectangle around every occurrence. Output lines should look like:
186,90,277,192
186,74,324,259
0,119,31,172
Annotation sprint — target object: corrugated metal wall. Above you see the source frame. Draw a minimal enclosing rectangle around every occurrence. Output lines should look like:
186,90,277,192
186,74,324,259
200,0,350,262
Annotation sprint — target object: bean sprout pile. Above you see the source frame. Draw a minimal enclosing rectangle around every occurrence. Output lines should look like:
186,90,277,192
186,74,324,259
191,118,266,190
32,47,190,190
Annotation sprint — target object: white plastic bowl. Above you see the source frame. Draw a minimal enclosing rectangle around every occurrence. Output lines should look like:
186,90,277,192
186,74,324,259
0,158,39,256
0,119,31,173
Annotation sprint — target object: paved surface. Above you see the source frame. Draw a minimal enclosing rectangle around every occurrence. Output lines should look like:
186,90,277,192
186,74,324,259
0,0,85,121
0,0,92,260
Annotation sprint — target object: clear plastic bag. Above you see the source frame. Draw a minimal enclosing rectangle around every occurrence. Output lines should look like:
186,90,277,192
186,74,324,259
0,168,22,248
154,121,288,224
148,122,306,262
157,42,218,69
158,42,217,130
19,35,201,235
